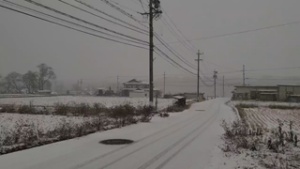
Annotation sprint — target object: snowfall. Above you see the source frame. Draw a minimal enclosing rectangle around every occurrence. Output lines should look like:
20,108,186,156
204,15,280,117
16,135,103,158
0,98,244,169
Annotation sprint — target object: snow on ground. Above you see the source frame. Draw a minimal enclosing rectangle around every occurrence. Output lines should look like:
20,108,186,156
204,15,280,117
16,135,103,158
230,100,300,107
0,96,174,109
223,101,300,169
0,99,241,169
0,113,94,134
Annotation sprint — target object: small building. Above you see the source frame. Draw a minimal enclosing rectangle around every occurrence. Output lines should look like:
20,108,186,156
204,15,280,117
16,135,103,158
232,85,300,102
278,85,300,102
129,90,147,98
173,96,186,107
123,79,149,89
121,79,161,97
37,90,52,95
183,93,205,101
97,88,107,96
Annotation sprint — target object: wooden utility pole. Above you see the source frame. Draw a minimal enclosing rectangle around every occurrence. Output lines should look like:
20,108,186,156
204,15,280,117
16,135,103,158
195,50,203,102
141,0,162,106
149,0,154,105
213,70,218,98
163,72,166,97
223,76,225,97
243,65,245,86
117,75,119,95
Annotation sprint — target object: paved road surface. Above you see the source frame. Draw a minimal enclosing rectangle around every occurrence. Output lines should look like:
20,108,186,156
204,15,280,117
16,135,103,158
0,98,235,169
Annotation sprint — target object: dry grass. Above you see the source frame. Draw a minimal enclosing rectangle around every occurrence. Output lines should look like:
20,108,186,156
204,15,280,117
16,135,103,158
221,105,300,169
0,102,155,155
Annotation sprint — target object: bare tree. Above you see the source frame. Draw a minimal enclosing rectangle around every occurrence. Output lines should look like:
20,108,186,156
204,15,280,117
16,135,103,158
37,63,56,90
5,72,23,93
23,71,38,94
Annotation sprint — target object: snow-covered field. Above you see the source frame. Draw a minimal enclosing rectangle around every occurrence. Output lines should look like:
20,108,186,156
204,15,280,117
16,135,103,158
221,102,300,169
243,108,300,134
0,113,95,134
0,99,235,169
230,100,300,107
0,96,174,109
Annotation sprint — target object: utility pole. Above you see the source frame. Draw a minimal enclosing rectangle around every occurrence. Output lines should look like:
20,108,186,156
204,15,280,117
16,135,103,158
223,76,225,97
243,65,245,86
195,50,203,102
213,70,218,98
163,72,166,97
117,76,119,95
141,0,162,106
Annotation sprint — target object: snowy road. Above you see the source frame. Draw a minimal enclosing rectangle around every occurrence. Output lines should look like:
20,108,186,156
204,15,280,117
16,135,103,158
0,99,235,169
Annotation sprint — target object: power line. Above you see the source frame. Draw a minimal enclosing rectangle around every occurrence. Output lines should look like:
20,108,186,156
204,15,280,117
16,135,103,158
0,3,148,50
100,0,146,25
160,16,195,53
160,7,197,52
75,0,148,33
3,0,147,46
112,0,196,71
154,47,197,76
161,20,300,44
108,0,141,13
25,0,149,44
58,0,147,35
136,0,146,12
154,34,197,70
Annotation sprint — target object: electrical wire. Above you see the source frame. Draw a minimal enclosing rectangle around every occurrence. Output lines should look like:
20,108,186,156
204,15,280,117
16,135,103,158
154,47,197,76
100,0,146,25
160,16,195,53
75,0,148,33
3,0,148,46
163,20,300,44
0,3,148,50
58,0,148,35
154,34,197,70
108,0,140,13
25,0,149,44
108,0,199,76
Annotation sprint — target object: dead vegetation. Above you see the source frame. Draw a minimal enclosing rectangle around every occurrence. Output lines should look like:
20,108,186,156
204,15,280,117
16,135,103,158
220,105,300,169
0,102,156,155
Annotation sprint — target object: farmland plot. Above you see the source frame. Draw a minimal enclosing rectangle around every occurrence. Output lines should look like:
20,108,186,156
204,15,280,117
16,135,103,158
0,113,110,155
221,103,300,169
242,108,300,134
0,96,174,110
230,100,300,107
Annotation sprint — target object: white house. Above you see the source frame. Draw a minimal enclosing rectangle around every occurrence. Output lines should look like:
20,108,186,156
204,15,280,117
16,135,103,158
121,79,161,97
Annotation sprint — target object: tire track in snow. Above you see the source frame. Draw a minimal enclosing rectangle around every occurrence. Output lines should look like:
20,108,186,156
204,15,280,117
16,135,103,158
95,110,213,169
72,102,215,169
154,105,221,169
136,105,220,169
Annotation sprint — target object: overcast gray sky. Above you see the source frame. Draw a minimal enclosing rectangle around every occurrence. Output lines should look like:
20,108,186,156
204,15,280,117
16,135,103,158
1,0,300,94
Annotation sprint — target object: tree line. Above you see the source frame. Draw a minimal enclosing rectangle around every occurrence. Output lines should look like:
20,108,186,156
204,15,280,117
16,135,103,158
0,63,56,94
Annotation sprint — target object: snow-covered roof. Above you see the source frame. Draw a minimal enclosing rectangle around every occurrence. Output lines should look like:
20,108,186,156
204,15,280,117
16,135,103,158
257,89,277,92
173,96,185,99
124,79,149,85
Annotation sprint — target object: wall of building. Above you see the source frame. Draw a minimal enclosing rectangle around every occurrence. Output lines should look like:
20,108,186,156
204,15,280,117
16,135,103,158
129,91,147,98
183,93,204,101
278,86,300,101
